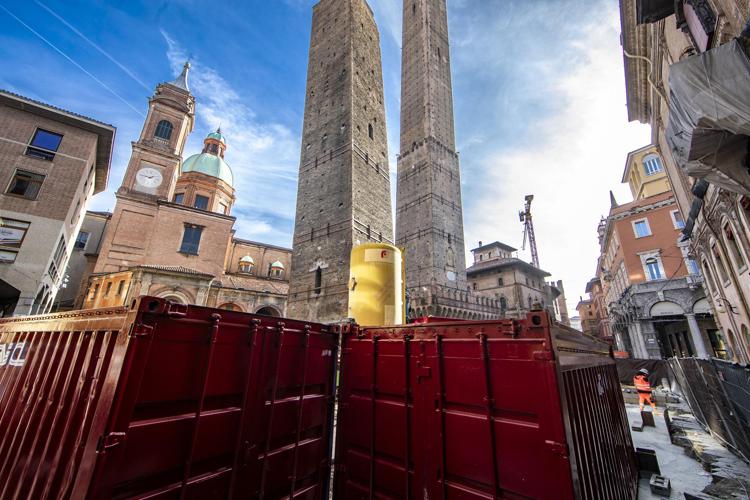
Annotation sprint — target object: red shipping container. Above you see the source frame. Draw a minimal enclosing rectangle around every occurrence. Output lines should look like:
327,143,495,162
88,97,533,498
0,297,336,499
0,299,636,499
333,312,638,500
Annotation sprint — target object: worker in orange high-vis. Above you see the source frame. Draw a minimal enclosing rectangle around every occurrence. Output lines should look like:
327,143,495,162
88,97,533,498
634,368,656,411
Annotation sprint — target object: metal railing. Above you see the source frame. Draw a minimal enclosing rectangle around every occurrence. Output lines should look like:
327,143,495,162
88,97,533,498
669,358,750,463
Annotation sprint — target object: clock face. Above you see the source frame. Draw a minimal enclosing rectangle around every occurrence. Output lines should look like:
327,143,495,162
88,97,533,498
135,167,163,189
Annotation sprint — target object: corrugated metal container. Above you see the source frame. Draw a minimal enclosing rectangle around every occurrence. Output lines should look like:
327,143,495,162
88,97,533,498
0,297,336,500
333,310,637,500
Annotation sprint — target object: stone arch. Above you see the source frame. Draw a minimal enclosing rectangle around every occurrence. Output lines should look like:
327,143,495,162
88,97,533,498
255,305,281,317
158,291,191,305
692,298,711,315
649,301,685,317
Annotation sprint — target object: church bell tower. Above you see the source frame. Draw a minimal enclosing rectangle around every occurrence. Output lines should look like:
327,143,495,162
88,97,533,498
94,63,197,275
118,62,195,201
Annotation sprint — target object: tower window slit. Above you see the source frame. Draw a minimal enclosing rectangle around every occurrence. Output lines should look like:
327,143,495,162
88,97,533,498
314,267,322,295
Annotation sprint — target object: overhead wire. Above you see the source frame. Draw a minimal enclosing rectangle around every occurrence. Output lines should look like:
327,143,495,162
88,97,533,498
0,4,145,118
33,0,151,91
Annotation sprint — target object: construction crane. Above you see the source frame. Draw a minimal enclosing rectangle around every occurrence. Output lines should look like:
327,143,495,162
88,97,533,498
519,194,540,269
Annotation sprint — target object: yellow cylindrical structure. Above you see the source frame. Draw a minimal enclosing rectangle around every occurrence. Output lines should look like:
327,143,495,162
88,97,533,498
348,243,404,326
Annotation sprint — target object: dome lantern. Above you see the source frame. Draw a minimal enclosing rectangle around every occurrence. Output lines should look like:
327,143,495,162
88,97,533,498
180,128,234,187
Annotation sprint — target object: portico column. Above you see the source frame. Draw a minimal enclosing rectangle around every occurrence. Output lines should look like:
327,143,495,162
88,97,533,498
629,322,649,359
685,313,710,359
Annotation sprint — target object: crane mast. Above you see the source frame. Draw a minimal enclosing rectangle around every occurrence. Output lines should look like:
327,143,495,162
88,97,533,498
519,194,540,268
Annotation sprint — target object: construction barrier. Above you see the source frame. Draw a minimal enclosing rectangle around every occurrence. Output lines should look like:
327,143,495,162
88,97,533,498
669,358,750,463
614,359,670,387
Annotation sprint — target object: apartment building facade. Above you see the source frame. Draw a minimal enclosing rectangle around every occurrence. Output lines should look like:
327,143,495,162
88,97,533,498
0,91,115,316
595,148,718,359
619,0,750,361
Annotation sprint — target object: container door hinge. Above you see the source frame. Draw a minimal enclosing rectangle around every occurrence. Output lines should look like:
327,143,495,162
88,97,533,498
130,323,153,338
546,440,569,457
97,432,127,453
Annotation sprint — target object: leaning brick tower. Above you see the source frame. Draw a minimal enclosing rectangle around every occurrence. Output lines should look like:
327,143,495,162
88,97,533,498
396,0,468,296
287,0,393,322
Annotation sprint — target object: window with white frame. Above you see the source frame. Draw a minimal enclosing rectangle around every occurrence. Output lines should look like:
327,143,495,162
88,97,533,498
632,218,651,238
723,222,746,269
671,210,686,230
643,154,663,176
702,260,718,294
712,244,730,284
640,252,664,281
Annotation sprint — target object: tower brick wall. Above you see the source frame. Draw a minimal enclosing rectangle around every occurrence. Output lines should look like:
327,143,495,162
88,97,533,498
287,0,393,322
397,0,468,293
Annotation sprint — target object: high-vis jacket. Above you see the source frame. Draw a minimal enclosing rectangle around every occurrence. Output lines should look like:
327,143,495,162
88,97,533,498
634,374,652,394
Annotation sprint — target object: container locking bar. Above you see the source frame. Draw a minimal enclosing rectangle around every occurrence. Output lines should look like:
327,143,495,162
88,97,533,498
97,432,127,453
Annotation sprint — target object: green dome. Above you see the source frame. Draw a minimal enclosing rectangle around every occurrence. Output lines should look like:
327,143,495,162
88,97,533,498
207,131,226,144
181,153,234,186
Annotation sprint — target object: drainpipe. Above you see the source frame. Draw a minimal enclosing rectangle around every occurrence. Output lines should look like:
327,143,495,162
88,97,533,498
622,49,668,102
204,276,219,307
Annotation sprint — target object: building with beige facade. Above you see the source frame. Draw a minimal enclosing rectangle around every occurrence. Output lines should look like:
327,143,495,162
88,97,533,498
593,146,720,359
576,297,596,336
619,0,750,362
465,241,569,322
80,65,290,316
52,210,111,310
0,91,115,316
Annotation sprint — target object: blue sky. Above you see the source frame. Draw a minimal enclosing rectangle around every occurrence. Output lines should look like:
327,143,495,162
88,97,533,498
0,0,650,313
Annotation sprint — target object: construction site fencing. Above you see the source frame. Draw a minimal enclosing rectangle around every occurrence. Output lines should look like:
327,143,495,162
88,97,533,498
669,358,750,463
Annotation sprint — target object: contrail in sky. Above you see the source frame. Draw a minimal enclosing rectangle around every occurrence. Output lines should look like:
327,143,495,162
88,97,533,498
34,0,151,91
0,4,145,117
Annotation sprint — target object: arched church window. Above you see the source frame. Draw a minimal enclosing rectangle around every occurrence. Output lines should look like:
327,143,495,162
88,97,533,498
154,120,173,140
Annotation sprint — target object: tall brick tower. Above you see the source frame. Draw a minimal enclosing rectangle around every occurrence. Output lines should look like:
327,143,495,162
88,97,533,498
396,0,467,293
287,0,393,322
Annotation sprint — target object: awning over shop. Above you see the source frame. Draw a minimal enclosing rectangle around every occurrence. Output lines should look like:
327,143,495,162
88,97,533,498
666,39,750,195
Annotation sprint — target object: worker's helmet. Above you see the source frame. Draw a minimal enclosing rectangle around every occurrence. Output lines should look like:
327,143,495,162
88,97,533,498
638,368,650,376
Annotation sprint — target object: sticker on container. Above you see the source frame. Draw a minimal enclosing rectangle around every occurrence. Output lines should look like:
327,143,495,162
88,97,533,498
364,248,395,263
0,342,28,368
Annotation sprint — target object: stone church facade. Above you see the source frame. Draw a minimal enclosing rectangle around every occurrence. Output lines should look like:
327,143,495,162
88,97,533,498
80,64,290,316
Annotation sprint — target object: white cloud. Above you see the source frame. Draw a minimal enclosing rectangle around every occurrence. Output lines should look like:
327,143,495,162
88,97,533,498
459,4,651,315
162,30,299,246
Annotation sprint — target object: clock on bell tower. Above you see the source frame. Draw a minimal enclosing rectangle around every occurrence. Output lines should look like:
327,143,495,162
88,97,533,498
118,62,195,201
